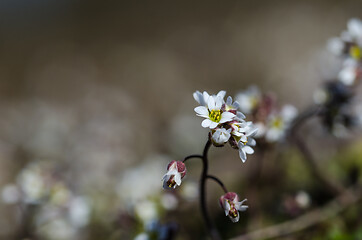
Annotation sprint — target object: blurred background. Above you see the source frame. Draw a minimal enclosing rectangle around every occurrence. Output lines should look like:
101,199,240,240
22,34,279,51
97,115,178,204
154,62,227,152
0,0,362,239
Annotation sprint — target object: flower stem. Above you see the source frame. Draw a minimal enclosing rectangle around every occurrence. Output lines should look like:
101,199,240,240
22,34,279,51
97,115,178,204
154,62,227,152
200,139,222,240
183,154,203,163
207,175,228,193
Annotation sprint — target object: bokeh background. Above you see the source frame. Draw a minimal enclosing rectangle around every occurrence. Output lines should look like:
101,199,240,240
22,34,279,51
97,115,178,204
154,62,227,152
0,1,362,239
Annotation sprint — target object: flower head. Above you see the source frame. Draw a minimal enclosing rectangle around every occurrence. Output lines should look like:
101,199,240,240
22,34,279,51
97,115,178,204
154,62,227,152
235,86,261,114
162,161,186,189
194,93,235,129
219,192,248,223
211,128,231,146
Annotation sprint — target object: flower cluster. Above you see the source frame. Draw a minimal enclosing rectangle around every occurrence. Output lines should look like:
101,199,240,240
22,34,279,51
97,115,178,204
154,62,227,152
327,18,362,86
235,86,298,143
219,192,248,223
194,90,258,162
315,18,362,135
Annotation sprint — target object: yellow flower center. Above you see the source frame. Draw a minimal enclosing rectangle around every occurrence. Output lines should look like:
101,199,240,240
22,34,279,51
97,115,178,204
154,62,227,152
209,110,222,122
272,117,283,129
350,45,361,60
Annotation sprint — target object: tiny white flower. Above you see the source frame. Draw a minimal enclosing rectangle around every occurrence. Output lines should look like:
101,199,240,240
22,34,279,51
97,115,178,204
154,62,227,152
194,93,235,129
238,142,255,163
211,128,231,145
219,192,248,223
162,161,186,189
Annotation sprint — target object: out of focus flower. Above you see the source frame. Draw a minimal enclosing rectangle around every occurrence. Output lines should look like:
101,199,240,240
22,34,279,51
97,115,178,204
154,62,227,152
135,200,158,223
295,191,311,209
134,233,149,240
235,86,261,114
265,105,298,142
162,161,186,189
219,192,248,223
161,193,178,210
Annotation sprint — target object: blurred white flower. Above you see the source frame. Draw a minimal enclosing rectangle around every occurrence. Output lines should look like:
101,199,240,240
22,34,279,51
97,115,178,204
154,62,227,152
135,200,158,223
327,37,345,56
161,193,178,210
134,233,150,240
338,59,358,86
265,105,298,142
235,86,261,114
69,196,91,228
295,191,311,209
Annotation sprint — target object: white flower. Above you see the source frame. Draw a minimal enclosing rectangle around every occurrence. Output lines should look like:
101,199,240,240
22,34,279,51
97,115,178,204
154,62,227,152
211,128,231,145
347,18,362,43
69,196,91,228
194,93,235,129
235,86,261,114
327,37,345,56
265,105,298,142
162,161,186,189
219,192,248,223
238,142,255,163
338,59,358,86
224,96,240,112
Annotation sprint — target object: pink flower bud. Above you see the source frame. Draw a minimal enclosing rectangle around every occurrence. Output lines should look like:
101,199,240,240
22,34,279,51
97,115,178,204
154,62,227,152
219,192,248,223
162,161,186,189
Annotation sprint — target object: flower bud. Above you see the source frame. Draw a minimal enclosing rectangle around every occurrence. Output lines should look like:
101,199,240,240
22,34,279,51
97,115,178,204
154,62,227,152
219,192,248,223
162,161,186,189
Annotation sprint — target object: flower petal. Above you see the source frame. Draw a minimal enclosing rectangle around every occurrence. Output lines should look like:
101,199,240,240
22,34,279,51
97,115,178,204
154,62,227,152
193,91,206,105
239,149,246,162
209,121,219,129
201,119,212,128
217,90,226,99
219,112,235,123
194,106,209,117
208,96,216,110
243,146,254,154
215,96,223,110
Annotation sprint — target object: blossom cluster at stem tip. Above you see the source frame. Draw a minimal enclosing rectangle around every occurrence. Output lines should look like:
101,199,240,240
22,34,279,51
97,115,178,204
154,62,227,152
194,90,258,162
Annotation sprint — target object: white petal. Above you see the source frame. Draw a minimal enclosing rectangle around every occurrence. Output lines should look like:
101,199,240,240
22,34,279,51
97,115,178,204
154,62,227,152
203,91,210,105
174,174,182,186
201,119,212,128
217,90,226,99
209,121,219,129
194,106,209,117
215,96,223,110
239,149,246,163
208,96,216,110
223,201,230,216
226,96,232,106
219,112,235,123
193,91,205,105
247,138,256,146
243,146,254,154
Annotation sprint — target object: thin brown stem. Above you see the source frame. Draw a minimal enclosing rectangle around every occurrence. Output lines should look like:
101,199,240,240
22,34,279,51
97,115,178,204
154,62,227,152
200,139,222,240
207,175,228,193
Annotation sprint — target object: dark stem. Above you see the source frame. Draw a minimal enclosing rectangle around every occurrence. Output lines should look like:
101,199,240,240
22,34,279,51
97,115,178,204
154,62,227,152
183,154,203,163
289,105,345,196
207,175,228,193
200,139,222,240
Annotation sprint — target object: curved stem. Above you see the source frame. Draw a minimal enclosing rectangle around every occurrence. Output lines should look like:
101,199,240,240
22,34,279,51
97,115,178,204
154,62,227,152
183,154,203,163
207,175,228,193
200,139,221,240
